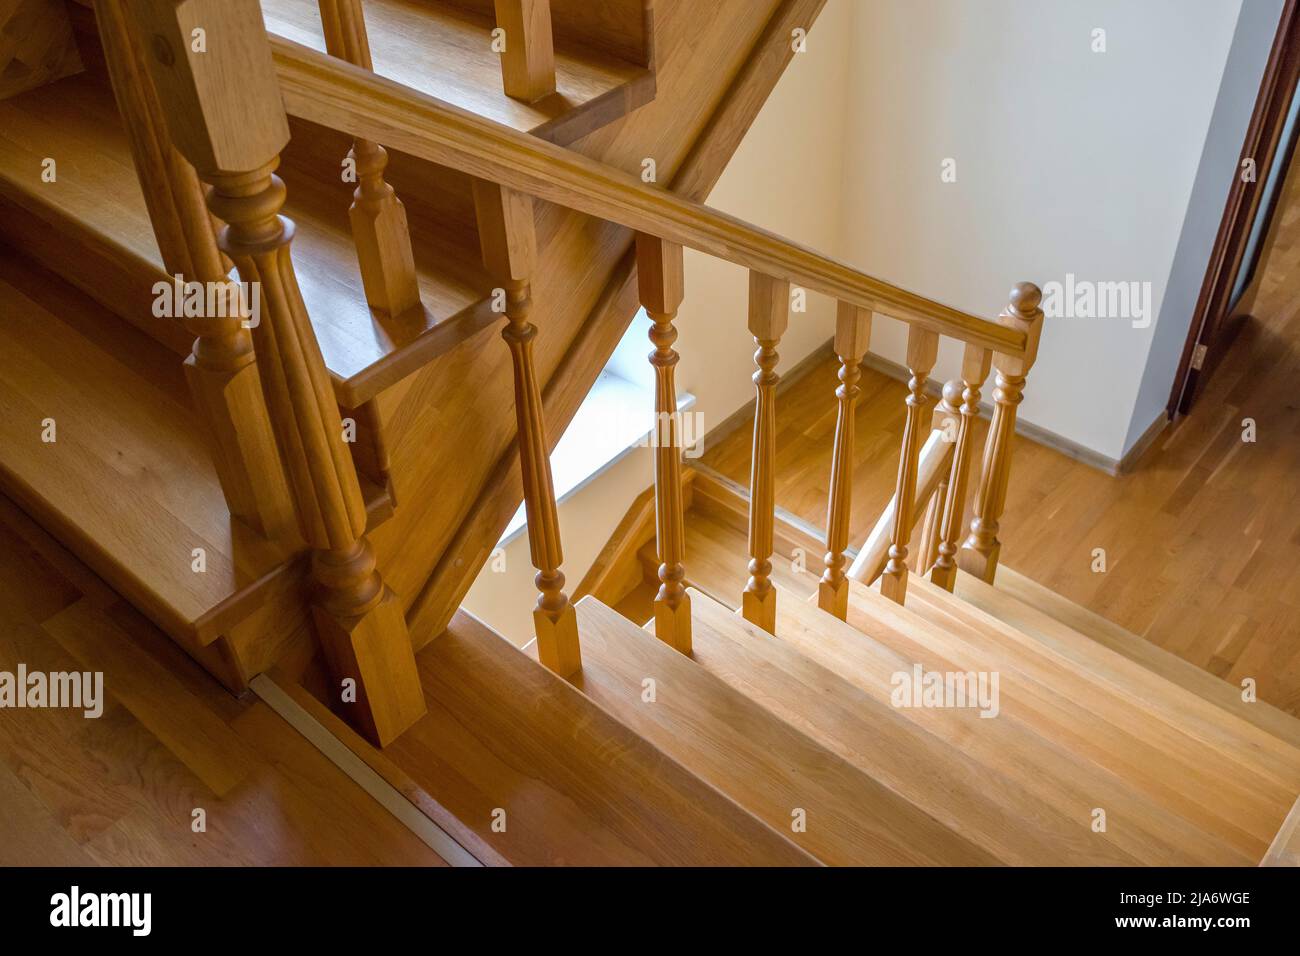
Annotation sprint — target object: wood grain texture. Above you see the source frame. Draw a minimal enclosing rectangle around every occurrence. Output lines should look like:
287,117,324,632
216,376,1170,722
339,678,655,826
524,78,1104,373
572,596,997,865
380,609,818,865
0,498,446,866
0,0,83,101
636,233,691,652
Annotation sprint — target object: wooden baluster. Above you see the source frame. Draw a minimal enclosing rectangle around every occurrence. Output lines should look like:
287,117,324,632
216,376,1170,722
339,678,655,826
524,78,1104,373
959,283,1045,583
743,272,789,633
916,477,946,575
132,0,425,746
879,325,939,604
96,0,294,539
818,302,871,619
932,346,992,591
493,0,556,102
635,234,691,653
473,180,581,676
317,0,420,317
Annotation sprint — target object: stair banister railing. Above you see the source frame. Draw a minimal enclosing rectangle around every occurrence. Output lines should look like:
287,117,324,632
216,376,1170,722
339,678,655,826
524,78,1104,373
131,0,425,746
264,37,1030,356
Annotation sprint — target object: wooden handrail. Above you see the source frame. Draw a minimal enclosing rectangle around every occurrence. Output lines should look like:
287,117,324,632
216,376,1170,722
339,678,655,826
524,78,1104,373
267,37,1028,357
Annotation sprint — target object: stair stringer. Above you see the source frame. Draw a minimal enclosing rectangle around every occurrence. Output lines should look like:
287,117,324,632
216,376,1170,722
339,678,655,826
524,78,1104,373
389,0,829,645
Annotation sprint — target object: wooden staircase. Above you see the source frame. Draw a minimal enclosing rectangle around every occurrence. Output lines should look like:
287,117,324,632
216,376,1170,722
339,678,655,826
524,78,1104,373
4,0,1299,867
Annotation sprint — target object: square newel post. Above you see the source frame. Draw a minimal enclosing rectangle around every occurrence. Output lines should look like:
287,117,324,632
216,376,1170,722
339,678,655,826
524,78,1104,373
132,0,425,747
473,179,581,677
743,272,789,633
959,283,1045,584
879,325,939,604
635,234,691,654
819,302,872,619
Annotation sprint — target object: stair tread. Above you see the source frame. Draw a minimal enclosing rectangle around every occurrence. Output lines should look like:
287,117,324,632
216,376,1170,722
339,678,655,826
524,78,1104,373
912,572,1300,791
682,588,1162,865
760,584,1262,864
0,258,297,644
262,0,655,147
0,72,491,405
370,609,817,866
573,596,1000,865
839,578,1297,858
645,508,819,610
963,565,1300,752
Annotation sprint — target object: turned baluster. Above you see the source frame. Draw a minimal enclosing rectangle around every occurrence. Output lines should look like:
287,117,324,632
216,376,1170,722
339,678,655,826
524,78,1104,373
879,325,939,604
818,302,872,619
743,272,789,633
317,0,420,317
932,345,992,591
959,283,1045,584
96,0,294,539
473,180,581,676
493,0,556,102
915,382,960,576
635,234,691,653
132,0,425,747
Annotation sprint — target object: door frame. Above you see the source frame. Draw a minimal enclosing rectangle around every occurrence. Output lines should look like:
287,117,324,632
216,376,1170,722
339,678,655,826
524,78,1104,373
1169,0,1300,416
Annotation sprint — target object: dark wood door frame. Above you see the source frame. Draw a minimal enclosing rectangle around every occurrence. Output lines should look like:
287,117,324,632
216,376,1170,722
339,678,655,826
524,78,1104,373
1169,0,1300,416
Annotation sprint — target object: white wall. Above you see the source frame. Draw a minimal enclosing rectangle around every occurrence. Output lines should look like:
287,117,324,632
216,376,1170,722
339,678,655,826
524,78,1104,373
464,1,856,644
837,0,1244,461
1126,0,1285,447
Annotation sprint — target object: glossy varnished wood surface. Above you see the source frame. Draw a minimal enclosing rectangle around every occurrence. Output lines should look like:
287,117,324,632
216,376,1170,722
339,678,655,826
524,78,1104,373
573,596,998,865
0,495,446,866
0,255,298,645
356,609,818,865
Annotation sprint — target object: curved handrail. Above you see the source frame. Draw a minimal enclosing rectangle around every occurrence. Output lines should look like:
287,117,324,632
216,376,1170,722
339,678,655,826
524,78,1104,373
268,36,1028,357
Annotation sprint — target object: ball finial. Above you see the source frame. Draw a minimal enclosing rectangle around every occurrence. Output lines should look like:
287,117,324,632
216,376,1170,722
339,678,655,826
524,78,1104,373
941,379,963,409
1008,282,1042,316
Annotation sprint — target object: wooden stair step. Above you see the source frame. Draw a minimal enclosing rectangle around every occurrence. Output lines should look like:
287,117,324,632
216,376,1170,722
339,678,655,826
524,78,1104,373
842,579,1291,859
293,609,816,866
261,0,655,147
639,508,819,611
571,596,1000,865
771,585,1256,865
0,254,306,648
681,587,1151,865
910,573,1300,794
959,565,1300,753
0,68,490,406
